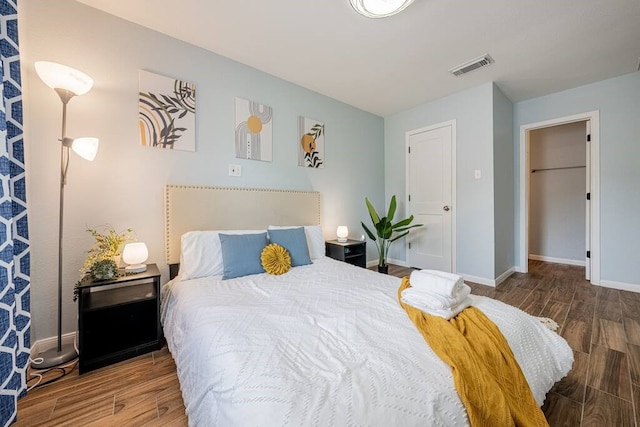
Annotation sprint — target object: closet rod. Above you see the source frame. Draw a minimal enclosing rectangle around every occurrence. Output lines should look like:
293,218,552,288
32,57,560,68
531,165,586,173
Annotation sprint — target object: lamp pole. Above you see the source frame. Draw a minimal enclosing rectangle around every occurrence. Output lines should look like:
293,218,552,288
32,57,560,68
31,61,97,370
57,91,70,353
31,89,79,368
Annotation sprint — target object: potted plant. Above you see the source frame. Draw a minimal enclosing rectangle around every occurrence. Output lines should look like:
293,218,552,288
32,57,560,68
73,225,133,301
361,195,422,274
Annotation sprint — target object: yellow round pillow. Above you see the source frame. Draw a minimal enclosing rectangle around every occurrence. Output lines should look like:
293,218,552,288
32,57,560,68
261,243,291,275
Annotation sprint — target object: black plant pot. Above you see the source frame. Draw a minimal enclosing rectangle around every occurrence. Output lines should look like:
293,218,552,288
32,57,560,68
378,265,389,274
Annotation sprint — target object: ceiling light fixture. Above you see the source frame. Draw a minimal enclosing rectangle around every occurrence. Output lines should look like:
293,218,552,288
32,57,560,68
350,0,416,18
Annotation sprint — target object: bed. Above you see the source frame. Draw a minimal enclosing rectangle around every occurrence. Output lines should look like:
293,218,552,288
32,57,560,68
161,185,573,426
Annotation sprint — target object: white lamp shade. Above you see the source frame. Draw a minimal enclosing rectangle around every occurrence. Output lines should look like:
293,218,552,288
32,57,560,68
122,242,149,273
336,226,349,242
34,61,94,96
68,137,99,161
349,0,415,18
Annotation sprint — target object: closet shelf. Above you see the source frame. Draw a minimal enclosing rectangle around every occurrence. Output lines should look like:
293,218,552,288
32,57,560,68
531,165,586,173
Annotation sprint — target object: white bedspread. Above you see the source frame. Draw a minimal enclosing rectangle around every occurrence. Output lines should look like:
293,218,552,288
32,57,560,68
161,258,573,426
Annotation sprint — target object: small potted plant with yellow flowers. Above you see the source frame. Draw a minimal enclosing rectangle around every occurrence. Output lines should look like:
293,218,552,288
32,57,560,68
73,225,133,301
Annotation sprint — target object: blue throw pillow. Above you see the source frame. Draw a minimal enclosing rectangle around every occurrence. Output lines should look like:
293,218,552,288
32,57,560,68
267,227,312,267
219,232,268,279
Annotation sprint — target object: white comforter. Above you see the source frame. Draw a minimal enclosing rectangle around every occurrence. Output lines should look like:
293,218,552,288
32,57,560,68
161,258,573,426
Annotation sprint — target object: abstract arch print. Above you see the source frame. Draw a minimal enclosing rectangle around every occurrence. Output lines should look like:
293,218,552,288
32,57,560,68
235,97,273,161
138,70,196,151
298,116,324,168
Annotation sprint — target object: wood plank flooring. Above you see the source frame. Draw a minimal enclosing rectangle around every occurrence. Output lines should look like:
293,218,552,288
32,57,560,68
16,261,639,426
461,261,639,427
16,347,186,426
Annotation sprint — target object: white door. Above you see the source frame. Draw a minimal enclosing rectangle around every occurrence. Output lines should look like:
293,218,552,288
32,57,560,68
406,122,454,271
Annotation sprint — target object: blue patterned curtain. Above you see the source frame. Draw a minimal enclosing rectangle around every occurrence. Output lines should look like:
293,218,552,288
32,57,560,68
0,1,30,425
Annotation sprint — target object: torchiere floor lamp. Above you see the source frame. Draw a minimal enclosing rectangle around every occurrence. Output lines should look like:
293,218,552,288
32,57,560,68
31,61,99,369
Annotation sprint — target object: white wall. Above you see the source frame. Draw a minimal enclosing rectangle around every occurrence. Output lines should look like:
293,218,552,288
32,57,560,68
20,0,385,342
529,122,586,262
492,84,514,277
515,72,640,287
385,83,496,281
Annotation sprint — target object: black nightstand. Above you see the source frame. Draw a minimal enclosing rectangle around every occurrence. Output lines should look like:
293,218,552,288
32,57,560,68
77,263,163,374
325,240,366,268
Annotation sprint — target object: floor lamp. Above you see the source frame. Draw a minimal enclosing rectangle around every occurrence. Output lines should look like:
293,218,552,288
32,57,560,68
31,61,99,369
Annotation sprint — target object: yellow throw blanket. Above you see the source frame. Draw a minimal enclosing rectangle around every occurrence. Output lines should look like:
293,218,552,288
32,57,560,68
398,277,548,427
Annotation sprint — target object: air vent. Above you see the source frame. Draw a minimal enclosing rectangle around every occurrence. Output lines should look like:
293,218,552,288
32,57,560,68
449,54,494,77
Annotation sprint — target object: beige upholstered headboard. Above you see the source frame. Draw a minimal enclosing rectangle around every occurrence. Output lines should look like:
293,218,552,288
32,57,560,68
164,185,321,264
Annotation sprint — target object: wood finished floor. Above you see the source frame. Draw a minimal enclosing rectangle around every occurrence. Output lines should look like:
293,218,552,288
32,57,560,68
16,261,640,426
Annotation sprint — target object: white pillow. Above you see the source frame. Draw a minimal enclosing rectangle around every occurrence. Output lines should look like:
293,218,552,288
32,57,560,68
178,230,266,280
268,225,325,260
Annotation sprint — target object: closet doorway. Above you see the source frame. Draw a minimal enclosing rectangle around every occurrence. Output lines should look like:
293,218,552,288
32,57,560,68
519,111,600,284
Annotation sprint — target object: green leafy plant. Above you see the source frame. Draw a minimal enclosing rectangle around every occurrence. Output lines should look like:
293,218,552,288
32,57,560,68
361,195,422,271
73,258,120,302
73,225,134,301
90,258,119,280
80,225,134,277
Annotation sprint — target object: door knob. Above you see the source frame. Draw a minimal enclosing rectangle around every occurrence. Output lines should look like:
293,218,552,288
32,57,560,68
443,205,450,211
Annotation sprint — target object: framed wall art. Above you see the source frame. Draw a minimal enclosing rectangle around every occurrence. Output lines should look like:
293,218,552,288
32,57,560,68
298,117,324,168
138,70,196,151
235,97,273,161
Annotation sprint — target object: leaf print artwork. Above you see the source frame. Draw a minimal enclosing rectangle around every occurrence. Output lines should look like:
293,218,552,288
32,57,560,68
139,70,196,151
298,117,325,168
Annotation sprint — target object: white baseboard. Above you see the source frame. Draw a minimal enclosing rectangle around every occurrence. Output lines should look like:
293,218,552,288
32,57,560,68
386,258,410,268
31,332,77,357
366,258,410,269
458,273,496,288
380,259,516,288
598,280,640,293
495,267,516,286
529,254,586,267
457,268,515,288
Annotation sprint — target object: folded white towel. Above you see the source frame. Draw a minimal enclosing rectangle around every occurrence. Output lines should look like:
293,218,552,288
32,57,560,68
423,297,472,320
401,294,472,320
401,283,471,310
410,269,464,297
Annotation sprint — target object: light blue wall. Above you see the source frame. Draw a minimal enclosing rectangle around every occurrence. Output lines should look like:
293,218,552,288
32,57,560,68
384,83,495,280
514,72,640,286
492,84,514,277
22,0,384,341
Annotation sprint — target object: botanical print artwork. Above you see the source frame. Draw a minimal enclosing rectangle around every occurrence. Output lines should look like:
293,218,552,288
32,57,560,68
298,117,324,168
139,70,196,151
235,97,273,161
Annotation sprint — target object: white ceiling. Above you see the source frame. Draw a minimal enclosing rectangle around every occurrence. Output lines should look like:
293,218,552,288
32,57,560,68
75,0,640,116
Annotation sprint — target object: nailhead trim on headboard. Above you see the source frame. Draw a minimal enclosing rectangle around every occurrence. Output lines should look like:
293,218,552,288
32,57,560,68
164,185,321,264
